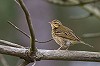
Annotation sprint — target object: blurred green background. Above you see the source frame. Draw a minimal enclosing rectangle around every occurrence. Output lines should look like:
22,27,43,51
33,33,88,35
0,0,100,66
0,0,19,66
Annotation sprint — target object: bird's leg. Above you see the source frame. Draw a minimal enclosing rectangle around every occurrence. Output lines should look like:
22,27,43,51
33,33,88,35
57,46,62,50
57,45,69,50
65,46,69,50
66,40,71,45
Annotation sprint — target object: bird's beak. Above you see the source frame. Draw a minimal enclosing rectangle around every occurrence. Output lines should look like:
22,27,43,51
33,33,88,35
48,22,51,24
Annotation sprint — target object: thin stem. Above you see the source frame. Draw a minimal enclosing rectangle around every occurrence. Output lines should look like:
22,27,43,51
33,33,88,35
35,38,53,43
17,0,36,53
31,59,36,66
18,60,29,66
8,21,30,38
0,39,24,48
8,21,53,43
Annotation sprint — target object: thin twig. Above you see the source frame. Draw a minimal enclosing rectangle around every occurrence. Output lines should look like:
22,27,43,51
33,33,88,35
35,38,53,43
0,39,24,48
17,59,36,66
18,60,30,66
16,0,36,53
31,59,36,66
8,21,53,43
8,21,30,38
0,54,9,66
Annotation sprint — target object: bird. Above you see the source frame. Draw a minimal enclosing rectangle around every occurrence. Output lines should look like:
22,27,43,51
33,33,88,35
49,19,93,50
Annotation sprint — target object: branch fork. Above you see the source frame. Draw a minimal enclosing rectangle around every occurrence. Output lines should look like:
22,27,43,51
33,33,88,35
0,0,100,66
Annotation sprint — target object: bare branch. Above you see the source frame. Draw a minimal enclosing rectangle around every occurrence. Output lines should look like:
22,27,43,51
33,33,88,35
0,45,100,62
0,39,24,48
16,0,36,53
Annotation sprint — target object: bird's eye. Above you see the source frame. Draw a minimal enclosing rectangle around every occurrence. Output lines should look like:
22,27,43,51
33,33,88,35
54,23,57,24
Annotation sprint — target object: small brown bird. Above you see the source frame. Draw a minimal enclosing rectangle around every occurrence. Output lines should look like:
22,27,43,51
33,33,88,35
49,19,93,50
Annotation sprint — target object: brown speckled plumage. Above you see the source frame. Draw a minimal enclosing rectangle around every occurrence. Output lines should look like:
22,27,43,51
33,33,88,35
49,19,93,50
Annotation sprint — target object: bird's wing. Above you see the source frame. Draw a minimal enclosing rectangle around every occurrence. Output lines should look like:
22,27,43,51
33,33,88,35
62,26,73,32
64,26,73,32
55,31,80,41
66,31,80,41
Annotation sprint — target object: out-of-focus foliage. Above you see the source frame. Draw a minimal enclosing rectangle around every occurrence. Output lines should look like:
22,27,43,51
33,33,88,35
0,0,19,66
0,0,100,66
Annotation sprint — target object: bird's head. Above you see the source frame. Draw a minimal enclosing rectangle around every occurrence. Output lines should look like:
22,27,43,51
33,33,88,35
49,19,62,29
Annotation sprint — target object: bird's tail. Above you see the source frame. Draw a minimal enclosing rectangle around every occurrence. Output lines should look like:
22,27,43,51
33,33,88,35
80,41,94,48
